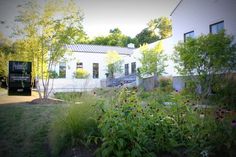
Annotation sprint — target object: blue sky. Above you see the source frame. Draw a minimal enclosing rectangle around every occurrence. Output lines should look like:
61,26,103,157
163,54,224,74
0,0,179,38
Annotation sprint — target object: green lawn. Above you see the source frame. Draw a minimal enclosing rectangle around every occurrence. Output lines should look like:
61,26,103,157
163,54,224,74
0,104,63,157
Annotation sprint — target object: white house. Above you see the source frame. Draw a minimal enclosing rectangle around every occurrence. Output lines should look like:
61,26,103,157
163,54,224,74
42,0,236,92
169,0,236,91
46,44,137,92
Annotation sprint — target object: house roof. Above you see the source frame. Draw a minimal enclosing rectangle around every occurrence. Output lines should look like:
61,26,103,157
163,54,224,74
170,0,183,16
66,44,134,55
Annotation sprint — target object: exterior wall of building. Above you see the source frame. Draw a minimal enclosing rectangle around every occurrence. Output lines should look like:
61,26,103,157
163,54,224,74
171,0,236,91
49,51,131,92
171,0,236,44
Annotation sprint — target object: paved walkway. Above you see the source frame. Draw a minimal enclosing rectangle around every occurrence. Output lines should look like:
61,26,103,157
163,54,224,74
0,89,39,105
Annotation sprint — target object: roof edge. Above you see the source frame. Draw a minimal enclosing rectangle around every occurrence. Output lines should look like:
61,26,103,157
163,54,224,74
66,43,131,50
170,0,183,16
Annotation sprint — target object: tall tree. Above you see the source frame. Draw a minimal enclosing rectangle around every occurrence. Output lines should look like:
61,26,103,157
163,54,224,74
139,42,167,86
136,17,172,46
15,0,84,99
135,28,159,47
148,17,172,39
0,33,16,77
90,28,137,47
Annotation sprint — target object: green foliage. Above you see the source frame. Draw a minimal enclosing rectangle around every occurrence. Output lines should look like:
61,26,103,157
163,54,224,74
96,88,236,157
105,51,123,78
73,68,89,79
135,17,172,46
0,33,16,77
135,28,159,46
48,70,58,78
14,0,85,99
90,28,138,47
174,31,236,101
159,76,173,92
147,17,172,39
49,94,104,156
139,42,167,76
54,92,82,102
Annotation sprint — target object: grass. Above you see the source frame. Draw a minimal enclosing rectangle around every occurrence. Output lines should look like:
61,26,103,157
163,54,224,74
0,103,64,157
49,93,102,156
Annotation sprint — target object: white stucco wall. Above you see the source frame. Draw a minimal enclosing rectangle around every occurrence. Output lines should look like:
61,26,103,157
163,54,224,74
128,38,177,77
171,0,236,91
54,51,131,79
171,0,236,44
49,51,132,91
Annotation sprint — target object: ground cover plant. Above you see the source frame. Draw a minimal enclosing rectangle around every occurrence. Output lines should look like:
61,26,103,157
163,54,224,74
51,87,236,157
96,87,236,157
1,86,235,157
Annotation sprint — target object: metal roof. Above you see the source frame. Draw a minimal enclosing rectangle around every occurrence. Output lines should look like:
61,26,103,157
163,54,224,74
66,44,134,55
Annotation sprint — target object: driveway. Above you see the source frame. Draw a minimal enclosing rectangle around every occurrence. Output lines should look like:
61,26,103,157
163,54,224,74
0,89,39,105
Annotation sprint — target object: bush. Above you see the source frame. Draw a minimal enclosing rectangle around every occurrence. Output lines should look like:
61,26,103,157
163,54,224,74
49,94,104,156
159,76,173,92
51,88,236,157
74,69,89,79
97,88,236,157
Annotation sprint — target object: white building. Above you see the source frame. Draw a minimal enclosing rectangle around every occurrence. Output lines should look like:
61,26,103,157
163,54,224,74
47,44,137,92
170,0,236,91
43,0,236,92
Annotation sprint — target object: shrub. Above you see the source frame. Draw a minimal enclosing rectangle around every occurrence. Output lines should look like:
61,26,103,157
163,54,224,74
159,76,173,92
97,88,236,156
74,69,89,79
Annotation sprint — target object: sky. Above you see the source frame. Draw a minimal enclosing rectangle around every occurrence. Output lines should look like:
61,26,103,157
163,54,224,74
0,0,179,38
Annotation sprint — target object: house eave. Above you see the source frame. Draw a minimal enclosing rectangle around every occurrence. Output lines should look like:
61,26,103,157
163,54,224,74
170,0,183,16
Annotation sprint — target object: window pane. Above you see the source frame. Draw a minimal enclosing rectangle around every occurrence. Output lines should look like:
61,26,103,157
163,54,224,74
125,64,129,75
210,21,224,34
76,62,83,69
93,63,99,78
131,62,136,74
59,62,66,78
184,31,194,42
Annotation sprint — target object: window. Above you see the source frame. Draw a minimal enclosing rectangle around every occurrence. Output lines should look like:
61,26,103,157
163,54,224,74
59,62,66,78
76,62,83,69
93,63,99,78
184,31,194,42
210,21,224,34
125,64,129,75
131,62,136,74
